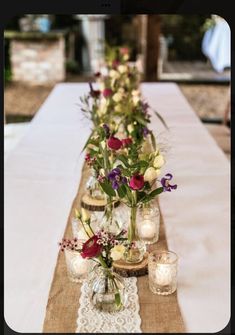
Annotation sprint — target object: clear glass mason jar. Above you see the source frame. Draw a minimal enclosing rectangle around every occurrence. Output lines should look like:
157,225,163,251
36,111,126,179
86,169,106,201
89,265,126,312
136,203,160,244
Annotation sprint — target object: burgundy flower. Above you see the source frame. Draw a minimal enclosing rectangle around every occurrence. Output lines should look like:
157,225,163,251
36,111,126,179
81,235,102,258
161,173,177,192
121,138,133,147
103,88,113,98
129,174,145,190
102,124,110,138
89,82,100,98
107,136,123,150
112,60,120,69
94,71,101,77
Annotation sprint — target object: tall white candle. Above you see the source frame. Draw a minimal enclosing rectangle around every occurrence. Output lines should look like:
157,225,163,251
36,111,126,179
155,264,173,286
140,219,156,238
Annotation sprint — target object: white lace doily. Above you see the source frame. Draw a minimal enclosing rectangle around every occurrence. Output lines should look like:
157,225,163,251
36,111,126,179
76,277,142,333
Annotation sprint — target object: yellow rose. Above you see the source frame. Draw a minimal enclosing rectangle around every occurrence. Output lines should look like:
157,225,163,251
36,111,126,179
144,167,160,182
110,245,126,261
131,89,140,96
153,154,165,169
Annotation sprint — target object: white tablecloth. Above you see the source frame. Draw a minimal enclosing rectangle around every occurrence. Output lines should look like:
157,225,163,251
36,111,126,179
4,83,230,333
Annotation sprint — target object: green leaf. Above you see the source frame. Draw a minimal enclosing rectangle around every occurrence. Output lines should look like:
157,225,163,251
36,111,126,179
150,132,156,151
137,191,147,202
152,109,169,130
115,292,121,307
134,114,147,126
116,155,130,168
99,180,116,197
141,187,164,203
131,160,149,169
117,184,127,198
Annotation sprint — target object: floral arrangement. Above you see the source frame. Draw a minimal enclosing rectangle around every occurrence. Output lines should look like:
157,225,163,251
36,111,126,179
84,123,177,245
59,208,127,309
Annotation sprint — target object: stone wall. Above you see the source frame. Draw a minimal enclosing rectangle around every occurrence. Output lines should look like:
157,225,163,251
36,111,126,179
10,37,65,85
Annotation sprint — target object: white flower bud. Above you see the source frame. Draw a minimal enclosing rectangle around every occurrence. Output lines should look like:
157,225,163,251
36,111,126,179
144,167,159,182
153,154,165,169
110,245,126,261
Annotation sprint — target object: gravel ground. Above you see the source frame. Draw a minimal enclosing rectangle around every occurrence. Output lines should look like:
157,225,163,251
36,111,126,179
179,84,230,120
4,82,230,121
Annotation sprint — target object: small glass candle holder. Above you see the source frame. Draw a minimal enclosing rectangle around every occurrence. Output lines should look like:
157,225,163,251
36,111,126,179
137,205,160,244
64,248,90,283
148,250,178,295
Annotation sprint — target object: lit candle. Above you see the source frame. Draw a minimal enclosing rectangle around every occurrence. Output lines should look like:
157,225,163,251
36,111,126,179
155,263,173,286
70,253,89,276
140,219,156,239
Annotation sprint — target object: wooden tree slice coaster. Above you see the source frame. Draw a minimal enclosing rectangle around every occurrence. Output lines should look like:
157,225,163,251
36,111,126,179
113,252,149,277
81,194,120,212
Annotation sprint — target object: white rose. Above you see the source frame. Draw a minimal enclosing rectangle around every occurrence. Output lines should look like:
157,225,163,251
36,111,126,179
153,154,165,169
109,69,120,78
144,167,160,182
123,54,129,61
113,92,123,102
110,245,126,261
118,65,128,74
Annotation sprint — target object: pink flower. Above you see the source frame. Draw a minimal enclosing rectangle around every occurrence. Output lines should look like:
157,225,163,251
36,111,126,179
107,137,123,150
129,174,145,190
102,88,113,98
121,138,132,147
120,47,129,55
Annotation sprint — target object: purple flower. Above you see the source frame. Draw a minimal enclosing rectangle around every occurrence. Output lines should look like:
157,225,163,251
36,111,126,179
161,173,177,192
102,124,110,138
108,168,126,190
143,127,150,137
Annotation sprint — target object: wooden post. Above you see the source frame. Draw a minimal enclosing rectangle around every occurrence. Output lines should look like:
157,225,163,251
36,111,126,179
145,15,161,81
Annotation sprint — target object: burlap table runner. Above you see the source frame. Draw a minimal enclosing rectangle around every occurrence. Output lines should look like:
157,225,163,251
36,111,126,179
43,164,185,333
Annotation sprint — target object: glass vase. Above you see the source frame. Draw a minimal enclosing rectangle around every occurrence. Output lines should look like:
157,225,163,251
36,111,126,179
123,206,146,264
86,169,106,201
89,265,126,312
99,200,124,235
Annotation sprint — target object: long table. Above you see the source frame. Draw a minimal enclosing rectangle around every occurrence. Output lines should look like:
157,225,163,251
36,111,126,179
4,83,230,333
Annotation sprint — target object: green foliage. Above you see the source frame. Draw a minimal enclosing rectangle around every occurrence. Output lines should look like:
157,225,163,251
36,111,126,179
161,15,210,60
4,67,12,83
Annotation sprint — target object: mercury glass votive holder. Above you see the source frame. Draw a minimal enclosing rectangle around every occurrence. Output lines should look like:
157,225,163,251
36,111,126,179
148,250,178,295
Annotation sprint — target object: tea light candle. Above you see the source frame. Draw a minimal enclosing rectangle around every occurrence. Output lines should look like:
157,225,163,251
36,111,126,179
140,219,156,239
148,250,178,295
71,254,89,276
155,264,173,286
